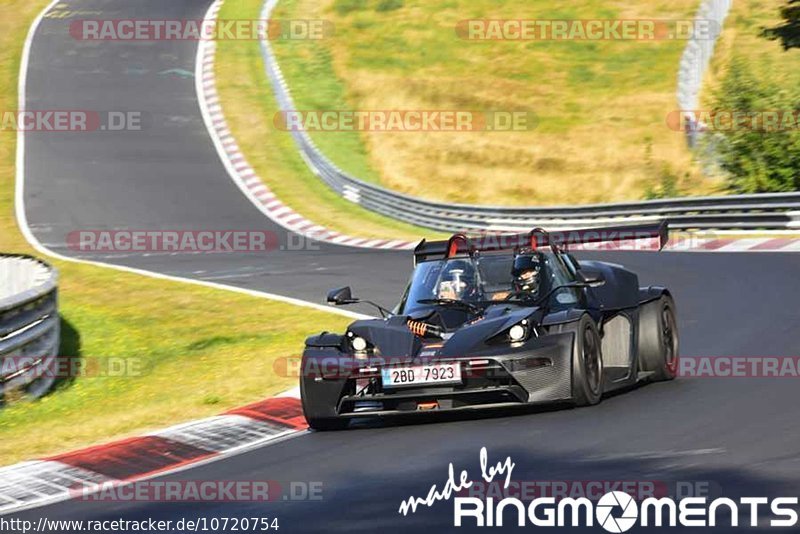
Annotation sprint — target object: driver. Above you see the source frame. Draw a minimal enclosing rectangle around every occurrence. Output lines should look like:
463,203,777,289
511,250,543,297
437,260,477,301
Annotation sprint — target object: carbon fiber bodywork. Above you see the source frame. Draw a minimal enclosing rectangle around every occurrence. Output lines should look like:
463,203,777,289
300,331,575,420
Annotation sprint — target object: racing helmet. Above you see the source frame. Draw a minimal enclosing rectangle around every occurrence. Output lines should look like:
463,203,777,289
512,251,543,295
437,259,477,300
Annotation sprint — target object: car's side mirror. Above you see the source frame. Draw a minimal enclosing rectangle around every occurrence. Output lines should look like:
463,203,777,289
327,286,357,305
577,269,606,287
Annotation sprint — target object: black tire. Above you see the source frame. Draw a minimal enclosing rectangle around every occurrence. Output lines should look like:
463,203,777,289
638,295,679,381
570,314,604,406
307,416,350,431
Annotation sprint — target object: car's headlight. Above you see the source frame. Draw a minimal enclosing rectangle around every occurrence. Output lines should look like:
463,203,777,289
351,336,367,352
346,331,372,358
487,319,534,345
509,324,527,342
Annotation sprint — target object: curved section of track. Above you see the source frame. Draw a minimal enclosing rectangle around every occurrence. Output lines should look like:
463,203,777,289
20,0,409,308
14,0,800,531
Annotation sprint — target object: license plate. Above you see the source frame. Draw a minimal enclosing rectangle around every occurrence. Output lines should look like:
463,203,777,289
381,363,462,388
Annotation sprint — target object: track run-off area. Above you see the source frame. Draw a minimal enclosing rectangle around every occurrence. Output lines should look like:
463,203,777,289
8,0,800,532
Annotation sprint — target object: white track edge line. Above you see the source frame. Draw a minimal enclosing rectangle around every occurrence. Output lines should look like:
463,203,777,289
14,0,367,321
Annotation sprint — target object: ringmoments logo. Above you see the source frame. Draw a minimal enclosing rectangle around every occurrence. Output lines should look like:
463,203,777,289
398,447,800,530
452,493,800,529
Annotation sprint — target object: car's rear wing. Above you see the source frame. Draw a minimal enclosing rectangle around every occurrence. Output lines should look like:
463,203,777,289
413,221,668,264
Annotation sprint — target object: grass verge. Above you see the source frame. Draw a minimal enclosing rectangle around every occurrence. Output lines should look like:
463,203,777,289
0,0,351,465
267,0,721,206
704,0,800,97
214,0,441,242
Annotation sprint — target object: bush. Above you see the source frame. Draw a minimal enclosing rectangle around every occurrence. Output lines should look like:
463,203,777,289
709,57,800,193
762,0,800,50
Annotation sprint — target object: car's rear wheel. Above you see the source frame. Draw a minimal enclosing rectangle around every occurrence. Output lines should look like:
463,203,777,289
306,416,350,431
638,295,679,381
571,315,604,406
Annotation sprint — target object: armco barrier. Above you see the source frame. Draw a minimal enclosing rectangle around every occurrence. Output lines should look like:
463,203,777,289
678,0,732,148
256,0,800,234
0,255,60,400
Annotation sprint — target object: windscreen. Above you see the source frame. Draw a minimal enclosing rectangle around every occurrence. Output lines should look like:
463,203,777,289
399,254,510,314
399,250,578,314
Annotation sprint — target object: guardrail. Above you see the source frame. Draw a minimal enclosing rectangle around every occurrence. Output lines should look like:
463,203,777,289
677,0,732,112
0,255,60,400
259,0,799,234
677,0,732,149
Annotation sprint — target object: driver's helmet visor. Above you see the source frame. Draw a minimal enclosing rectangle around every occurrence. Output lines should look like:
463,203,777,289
438,269,468,300
513,254,542,292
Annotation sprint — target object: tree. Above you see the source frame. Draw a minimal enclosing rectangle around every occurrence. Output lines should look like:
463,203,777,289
762,0,800,50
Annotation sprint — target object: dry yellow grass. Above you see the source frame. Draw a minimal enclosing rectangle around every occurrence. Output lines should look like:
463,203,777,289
273,0,726,205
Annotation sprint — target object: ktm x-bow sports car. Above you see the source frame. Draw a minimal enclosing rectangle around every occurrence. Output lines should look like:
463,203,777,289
300,224,679,430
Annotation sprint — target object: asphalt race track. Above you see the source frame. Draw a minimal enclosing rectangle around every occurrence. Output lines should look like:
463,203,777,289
14,0,800,532
22,0,408,307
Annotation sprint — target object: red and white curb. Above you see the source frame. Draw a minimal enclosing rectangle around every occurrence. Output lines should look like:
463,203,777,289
566,235,800,253
195,1,416,252
0,389,306,515
670,236,800,252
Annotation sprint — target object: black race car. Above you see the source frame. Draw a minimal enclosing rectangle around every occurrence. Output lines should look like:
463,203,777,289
300,224,678,430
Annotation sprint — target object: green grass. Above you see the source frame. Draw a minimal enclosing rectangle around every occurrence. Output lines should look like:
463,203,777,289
214,0,444,241
704,0,800,99
0,0,351,465
264,0,718,205
271,14,382,184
